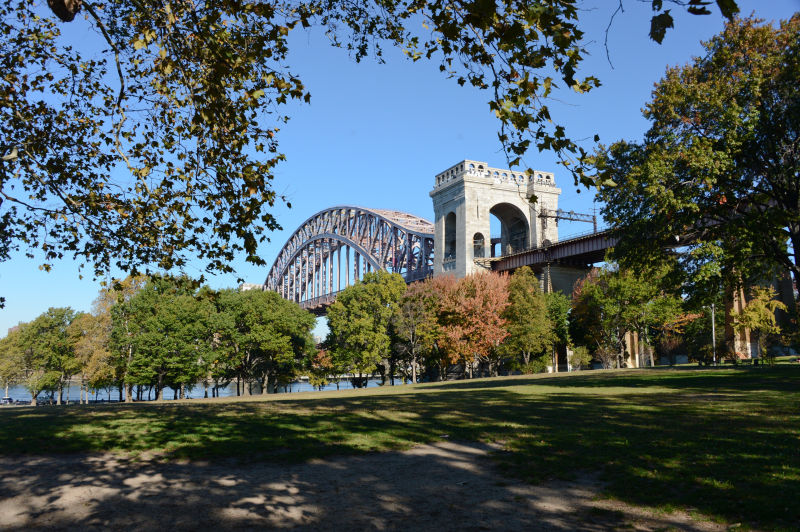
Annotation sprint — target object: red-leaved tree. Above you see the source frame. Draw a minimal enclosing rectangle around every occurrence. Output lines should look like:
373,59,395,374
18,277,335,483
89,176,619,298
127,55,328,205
435,273,510,378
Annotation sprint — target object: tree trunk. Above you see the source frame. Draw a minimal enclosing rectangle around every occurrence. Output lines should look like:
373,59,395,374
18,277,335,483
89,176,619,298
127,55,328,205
156,375,164,402
57,382,63,406
262,374,269,395
125,344,134,399
411,353,417,384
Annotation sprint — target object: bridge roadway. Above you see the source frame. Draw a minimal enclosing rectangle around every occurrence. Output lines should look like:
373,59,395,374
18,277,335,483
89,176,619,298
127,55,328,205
481,229,617,272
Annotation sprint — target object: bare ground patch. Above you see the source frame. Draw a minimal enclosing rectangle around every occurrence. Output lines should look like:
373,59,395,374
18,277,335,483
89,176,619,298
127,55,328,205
0,442,725,531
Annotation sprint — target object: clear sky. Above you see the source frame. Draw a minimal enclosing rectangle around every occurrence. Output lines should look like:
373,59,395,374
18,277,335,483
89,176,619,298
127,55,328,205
1,1,797,336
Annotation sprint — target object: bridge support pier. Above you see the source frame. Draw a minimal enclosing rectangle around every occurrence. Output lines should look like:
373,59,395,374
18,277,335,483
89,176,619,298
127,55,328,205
623,331,641,368
725,285,755,359
535,263,589,296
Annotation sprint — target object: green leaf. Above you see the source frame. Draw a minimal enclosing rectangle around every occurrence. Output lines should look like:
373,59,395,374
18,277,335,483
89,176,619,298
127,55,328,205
650,11,674,43
715,0,740,19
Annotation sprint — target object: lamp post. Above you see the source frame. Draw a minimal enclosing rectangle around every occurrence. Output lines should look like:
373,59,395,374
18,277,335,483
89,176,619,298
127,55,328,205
711,302,717,366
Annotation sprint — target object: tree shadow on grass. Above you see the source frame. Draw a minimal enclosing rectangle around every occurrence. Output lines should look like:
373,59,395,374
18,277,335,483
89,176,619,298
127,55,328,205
0,440,733,531
0,367,798,529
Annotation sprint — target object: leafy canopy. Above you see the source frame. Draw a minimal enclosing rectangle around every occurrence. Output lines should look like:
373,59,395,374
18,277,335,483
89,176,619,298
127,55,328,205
0,0,739,296
596,15,799,305
502,266,553,367
326,270,406,375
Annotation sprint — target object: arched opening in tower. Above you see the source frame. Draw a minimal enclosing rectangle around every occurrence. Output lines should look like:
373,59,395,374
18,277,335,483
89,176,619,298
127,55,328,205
489,203,528,256
444,211,457,262
473,232,485,258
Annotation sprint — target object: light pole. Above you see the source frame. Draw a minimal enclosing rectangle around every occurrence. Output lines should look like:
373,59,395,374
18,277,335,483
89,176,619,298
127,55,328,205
711,302,717,366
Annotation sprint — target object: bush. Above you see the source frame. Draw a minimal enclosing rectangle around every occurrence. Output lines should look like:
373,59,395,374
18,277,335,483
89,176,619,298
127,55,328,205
519,355,549,375
568,346,592,371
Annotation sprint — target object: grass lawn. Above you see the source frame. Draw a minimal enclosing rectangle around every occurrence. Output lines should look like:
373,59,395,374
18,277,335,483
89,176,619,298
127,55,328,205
1,366,798,529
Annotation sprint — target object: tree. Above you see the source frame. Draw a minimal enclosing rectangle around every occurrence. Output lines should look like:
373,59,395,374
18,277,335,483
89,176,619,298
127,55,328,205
0,1,740,296
596,16,799,314
123,276,214,401
244,290,315,394
733,286,787,364
546,290,572,371
307,349,332,390
619,266,684,367
0,327,23,398
682,288,725,364
571,268,627,367
423,275,460,381
567,345,591,371
546,291,571,348
572,263,688,368
392,279,440,384
107,275,148,402
658,311,704,364
216,288,314,394
69,312,114,403
17,307,80,405
501,266,553,373
326,271,406,385
438,272,509,378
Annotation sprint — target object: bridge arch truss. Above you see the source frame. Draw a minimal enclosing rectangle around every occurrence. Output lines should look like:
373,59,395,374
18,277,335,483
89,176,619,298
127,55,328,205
265,206,434,311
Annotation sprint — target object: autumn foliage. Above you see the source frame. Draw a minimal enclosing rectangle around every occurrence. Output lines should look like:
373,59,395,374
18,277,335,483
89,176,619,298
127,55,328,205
432,273,510,377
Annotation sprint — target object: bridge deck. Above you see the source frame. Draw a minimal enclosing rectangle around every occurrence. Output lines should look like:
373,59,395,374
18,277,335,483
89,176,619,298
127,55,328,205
481,230,617,272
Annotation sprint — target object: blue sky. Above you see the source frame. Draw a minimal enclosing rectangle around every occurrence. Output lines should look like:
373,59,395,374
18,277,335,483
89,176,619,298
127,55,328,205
1,1,797,336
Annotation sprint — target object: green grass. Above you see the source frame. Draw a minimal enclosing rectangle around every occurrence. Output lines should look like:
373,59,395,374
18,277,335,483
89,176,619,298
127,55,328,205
2,366,799,529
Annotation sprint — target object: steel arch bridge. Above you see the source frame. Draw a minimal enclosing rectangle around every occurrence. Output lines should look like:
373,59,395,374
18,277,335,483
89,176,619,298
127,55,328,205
264,206,434,313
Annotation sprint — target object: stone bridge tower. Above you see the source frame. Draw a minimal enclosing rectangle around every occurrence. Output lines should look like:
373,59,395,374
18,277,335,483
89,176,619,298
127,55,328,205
430,160,561,278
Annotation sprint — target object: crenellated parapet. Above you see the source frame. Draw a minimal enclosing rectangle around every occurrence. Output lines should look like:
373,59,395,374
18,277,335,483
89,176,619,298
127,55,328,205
433,160,557,190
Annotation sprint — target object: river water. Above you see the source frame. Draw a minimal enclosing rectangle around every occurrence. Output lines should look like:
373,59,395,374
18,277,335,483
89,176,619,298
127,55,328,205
3,377,406,404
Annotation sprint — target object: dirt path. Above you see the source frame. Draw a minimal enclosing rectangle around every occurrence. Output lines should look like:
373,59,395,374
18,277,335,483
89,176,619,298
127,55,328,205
0,441,723,530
